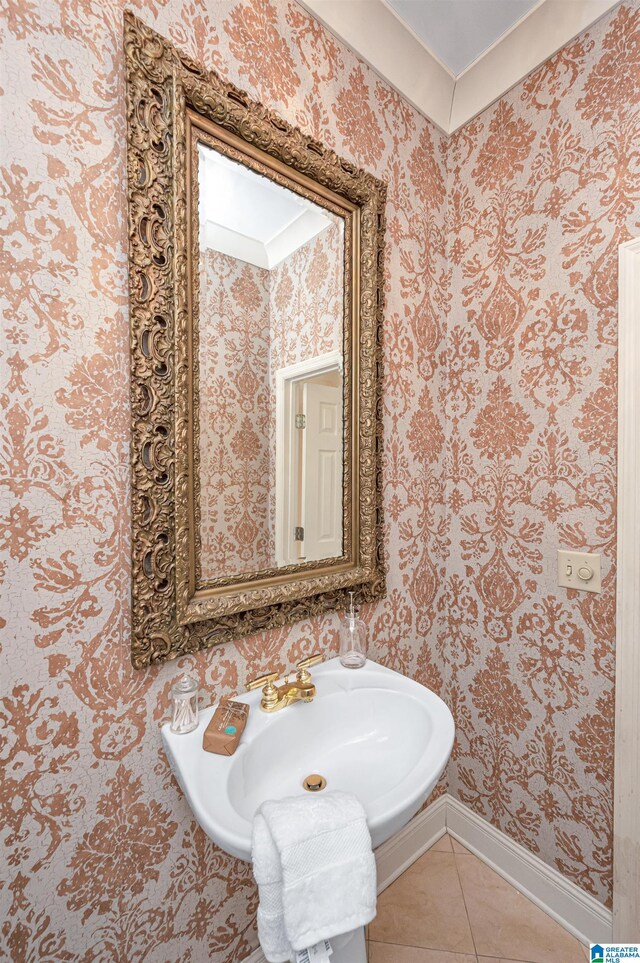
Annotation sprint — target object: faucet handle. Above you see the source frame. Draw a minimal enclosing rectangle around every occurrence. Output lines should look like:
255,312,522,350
246,671,280,691
297,653,324,670
296,652,324,682
246,671,281,712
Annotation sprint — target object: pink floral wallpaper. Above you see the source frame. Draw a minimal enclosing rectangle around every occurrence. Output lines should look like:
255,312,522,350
199,250,273,578
0,1,447,958
0,0,636,957
443,2,639,906
269,218,344,374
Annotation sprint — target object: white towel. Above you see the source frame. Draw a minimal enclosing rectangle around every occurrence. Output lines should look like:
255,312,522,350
252,791,376,963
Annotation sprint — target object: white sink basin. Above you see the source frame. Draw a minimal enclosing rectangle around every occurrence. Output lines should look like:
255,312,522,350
162,657,454,861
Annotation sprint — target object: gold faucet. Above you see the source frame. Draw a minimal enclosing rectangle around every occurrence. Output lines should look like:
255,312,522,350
246,654,324,712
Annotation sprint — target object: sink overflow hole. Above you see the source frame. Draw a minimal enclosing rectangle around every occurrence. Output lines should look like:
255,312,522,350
303,773,327,792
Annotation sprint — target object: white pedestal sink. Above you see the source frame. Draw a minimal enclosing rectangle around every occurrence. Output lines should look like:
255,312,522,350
162,658,454,962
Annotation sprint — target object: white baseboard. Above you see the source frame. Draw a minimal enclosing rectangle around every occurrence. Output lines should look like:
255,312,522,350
444,795,612,945
243,793,612,960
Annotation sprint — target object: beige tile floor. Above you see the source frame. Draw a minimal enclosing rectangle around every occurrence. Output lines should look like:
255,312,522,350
367,833,590,963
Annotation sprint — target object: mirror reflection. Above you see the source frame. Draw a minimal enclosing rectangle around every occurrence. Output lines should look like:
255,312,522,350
197,142,345,581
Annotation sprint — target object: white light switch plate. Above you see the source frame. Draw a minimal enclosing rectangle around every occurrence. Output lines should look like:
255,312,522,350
557,550,601,594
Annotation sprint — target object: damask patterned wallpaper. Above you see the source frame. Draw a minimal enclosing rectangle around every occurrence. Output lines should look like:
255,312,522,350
199,250,273,578
0,0,636,958
269,218,344,375
442,2,639,906
0,1,448,959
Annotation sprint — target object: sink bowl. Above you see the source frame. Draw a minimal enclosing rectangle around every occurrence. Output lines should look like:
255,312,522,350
161,657,454,861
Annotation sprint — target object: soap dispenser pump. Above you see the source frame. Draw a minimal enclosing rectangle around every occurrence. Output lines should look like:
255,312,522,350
339,592,367,668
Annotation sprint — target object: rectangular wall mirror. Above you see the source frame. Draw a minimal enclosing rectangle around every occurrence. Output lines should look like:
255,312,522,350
125,13,386,668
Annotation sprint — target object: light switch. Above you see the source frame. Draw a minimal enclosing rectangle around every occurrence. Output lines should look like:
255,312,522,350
557,550,601,594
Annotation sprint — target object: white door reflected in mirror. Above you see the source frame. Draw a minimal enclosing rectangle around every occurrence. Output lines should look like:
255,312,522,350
301,378,343,562
275,352,344,567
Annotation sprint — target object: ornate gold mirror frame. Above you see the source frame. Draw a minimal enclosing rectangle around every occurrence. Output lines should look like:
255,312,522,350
124,12,386,669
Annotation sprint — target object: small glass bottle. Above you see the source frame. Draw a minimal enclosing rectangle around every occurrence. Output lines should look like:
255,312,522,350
339,592,367,669
170,674,199,734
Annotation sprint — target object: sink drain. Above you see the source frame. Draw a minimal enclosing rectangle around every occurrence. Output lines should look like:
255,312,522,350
303,773,327,792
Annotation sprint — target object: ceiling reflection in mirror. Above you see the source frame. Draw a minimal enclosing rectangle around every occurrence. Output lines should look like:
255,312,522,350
196,141,345,582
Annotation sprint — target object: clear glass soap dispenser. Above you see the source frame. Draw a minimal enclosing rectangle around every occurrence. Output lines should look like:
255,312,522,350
339,592,367,668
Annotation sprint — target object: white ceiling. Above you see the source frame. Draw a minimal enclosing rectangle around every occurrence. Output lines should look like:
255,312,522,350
385,0,540,77
298,0,620,133
198,145,332,270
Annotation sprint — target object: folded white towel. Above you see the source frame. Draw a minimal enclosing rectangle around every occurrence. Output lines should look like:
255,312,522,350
252,791,376,963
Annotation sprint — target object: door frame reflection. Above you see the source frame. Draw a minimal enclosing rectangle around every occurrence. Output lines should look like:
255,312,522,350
274,350,344,566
